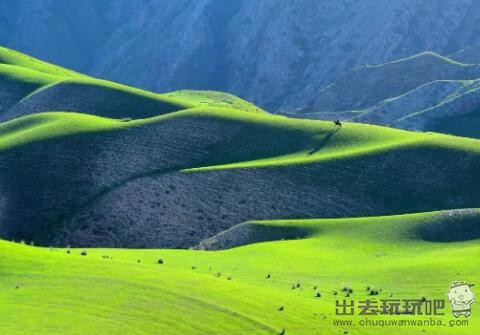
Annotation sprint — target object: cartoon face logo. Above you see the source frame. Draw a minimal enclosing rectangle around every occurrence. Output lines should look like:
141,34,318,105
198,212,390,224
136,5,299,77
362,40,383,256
446,281,475,318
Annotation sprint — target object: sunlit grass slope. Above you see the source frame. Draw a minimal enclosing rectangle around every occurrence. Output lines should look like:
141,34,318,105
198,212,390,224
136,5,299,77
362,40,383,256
1,209,479,334
0,46,264,121
0,108,479,248
1,108,479,161
0,46,85,78
165,89,267,114
0,46,478,335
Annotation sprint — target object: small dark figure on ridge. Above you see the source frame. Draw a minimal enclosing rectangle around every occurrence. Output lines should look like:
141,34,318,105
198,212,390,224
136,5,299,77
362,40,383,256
333,119,342,128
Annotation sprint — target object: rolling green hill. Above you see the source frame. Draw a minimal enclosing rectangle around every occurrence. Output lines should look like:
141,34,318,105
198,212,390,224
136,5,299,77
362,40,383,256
0,46,479,334
1,209,479,334
0,46,264,121
1,108,479,248
0,46,479,249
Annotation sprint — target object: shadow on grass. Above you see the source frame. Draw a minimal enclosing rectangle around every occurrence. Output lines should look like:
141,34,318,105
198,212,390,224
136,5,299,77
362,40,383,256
308,127,340,155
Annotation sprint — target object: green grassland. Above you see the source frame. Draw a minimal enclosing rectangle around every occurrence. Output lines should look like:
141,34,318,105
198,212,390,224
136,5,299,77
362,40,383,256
3,108,479,249
2,107,479,162
1,209,479,334
0,110,479,334
0,46,263,120
0,46,479,334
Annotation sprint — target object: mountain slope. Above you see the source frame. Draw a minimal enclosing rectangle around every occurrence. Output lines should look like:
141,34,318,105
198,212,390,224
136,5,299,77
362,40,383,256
450,43,480,64
3,1,480,112
296,52,480,138
301,52,480,113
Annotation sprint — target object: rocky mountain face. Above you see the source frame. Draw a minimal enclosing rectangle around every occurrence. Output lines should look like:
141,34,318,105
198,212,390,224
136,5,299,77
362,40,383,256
1,0,480,134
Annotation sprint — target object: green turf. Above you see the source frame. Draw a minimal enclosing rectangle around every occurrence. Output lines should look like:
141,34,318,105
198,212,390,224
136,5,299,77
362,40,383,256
1,112,478,335
0,46,85,78
0,64,65,86
0,46,265,116
164,90,267,114
1,109,480,166
1,46,479,335
1,209,478,334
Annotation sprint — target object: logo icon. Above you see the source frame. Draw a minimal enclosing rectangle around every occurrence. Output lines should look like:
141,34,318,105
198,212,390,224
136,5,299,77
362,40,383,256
446,281,475,318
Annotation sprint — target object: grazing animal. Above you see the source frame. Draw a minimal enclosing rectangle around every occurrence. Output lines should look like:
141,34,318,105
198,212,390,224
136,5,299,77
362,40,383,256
334,119,342,128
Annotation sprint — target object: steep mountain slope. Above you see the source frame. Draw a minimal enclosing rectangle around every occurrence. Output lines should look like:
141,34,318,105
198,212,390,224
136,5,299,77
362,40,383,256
2,0,480,112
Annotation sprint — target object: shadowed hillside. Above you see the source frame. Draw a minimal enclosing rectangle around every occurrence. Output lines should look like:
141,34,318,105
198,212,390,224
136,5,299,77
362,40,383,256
0,47,479,249
296,52,480,138
198,208,480,249
1,109,480,248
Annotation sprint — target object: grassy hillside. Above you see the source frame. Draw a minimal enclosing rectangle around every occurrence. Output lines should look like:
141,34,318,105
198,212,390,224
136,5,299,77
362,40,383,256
1,209,479,334
1,108,479,248
0,46,85,78
0,46,263,121
0,46,479,335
